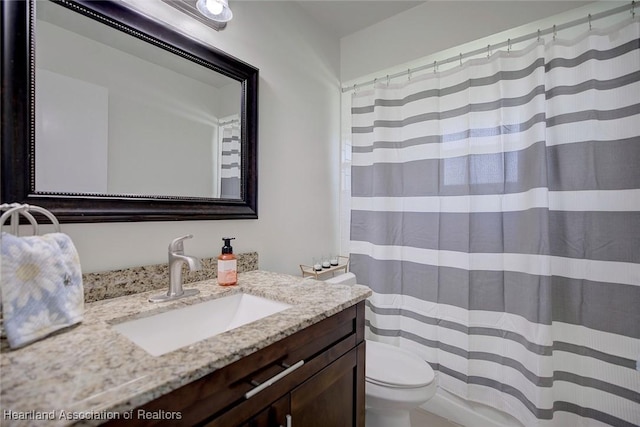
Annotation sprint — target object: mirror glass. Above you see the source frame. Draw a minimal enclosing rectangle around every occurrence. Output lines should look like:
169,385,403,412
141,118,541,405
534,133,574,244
1,0,258,222
35,1,242,199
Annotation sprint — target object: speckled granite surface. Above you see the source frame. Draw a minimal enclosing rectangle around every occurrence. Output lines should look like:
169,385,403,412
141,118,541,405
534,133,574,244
0,270,371,426
82,252,258,303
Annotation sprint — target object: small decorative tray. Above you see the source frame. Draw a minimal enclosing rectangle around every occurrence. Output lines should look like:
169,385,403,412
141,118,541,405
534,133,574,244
299,256,349,279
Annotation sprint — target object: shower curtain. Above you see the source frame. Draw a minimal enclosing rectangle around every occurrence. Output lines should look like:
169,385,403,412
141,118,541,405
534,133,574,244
220,121,241,199
350,18,640,426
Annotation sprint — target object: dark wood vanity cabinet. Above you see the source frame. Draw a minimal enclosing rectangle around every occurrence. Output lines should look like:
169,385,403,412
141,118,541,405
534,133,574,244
106,301,365,427
239,395,289,427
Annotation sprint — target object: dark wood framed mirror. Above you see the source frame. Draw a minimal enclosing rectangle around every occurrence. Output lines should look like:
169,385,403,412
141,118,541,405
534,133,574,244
1,0,258,223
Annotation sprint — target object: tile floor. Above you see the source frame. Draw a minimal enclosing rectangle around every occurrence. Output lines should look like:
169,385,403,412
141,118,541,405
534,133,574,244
410,408,464,427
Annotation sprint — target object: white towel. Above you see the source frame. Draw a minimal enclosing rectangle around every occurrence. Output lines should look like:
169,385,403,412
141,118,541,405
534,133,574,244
1,232,84,349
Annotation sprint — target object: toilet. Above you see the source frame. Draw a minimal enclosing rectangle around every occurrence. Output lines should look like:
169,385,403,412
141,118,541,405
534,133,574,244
324,273,437,427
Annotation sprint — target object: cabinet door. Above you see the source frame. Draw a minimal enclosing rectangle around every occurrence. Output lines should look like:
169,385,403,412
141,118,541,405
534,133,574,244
241,395,290,427
289,346,360,427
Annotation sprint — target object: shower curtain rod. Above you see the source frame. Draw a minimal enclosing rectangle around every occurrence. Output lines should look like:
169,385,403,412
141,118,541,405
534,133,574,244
341,1,635,93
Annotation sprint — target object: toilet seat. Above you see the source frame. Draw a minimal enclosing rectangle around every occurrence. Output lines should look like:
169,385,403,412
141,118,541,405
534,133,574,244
366,341,434,389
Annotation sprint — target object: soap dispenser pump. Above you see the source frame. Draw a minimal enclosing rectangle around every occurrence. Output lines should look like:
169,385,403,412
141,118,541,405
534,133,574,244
217,237,237,286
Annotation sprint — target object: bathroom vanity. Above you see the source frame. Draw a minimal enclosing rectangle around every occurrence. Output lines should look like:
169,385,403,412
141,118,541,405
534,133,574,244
109,300,365,426
0,271,370,427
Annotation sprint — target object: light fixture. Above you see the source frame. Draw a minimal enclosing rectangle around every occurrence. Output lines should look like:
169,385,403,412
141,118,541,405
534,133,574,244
196,0,233,23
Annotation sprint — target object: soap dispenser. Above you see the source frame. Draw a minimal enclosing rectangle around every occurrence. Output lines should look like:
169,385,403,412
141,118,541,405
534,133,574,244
217,237,237,286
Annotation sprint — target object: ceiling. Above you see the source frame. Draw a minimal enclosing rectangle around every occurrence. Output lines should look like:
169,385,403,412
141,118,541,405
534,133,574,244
295,1,425,38
293,1,596,40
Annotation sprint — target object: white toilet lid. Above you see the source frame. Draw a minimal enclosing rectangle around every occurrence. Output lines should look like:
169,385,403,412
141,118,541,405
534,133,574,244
366,341,435,389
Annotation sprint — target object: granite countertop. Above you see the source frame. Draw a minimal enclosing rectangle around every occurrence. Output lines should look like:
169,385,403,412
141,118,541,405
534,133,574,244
0,270,371,426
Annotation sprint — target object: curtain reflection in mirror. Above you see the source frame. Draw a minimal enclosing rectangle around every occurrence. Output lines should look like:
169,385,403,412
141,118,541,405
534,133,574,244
219,117,241,199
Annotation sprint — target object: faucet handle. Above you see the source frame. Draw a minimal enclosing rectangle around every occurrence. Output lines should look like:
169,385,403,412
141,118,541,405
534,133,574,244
169,234,193,254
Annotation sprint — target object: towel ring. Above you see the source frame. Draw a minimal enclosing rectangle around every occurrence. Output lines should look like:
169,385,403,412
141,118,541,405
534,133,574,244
0,203,61,236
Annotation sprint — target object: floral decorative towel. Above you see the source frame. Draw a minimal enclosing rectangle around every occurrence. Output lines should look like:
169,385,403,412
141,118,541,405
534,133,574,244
1,232,84,349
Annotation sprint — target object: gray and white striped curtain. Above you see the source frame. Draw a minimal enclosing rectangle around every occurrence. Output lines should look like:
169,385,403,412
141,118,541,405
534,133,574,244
350,18,640,426
220,121,241,199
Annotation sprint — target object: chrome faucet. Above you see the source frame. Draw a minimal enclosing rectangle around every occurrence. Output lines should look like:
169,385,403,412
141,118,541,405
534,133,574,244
149,234,202,303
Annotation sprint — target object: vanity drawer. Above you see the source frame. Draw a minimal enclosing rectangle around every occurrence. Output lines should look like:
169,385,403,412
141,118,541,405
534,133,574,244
206,337,360,427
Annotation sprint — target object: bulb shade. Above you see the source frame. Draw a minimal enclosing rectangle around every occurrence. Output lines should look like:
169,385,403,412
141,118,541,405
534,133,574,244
196,0,233,22
206,0,223,15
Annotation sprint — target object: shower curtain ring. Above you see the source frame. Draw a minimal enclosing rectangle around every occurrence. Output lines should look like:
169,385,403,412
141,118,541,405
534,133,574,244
588,14,592,30
433,61,437,73
459,53,463,66
407,68,412,81
386,75,390,86
507,38,512,53
537,29,541,42
632,0,636,19
553,24,557,40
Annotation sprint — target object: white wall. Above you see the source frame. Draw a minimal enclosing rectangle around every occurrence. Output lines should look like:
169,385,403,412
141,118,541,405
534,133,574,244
58,1,341,274
218,82,242,118
35,69,109,194
340,1,596,82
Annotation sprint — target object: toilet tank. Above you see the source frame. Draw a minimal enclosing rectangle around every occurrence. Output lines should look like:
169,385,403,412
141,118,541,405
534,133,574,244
324,272,357,286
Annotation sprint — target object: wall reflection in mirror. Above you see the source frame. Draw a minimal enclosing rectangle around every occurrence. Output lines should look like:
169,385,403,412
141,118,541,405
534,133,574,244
35,0,242,199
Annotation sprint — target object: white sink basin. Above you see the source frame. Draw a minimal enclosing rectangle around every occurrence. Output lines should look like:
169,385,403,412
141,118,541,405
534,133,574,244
112,293,292,356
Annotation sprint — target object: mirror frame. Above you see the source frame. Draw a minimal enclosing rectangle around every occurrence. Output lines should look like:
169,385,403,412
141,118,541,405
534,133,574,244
1,0,258,222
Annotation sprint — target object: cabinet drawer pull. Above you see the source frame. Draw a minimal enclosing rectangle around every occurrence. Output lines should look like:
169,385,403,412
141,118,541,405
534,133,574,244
244,360,304,399
279,414,292,427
